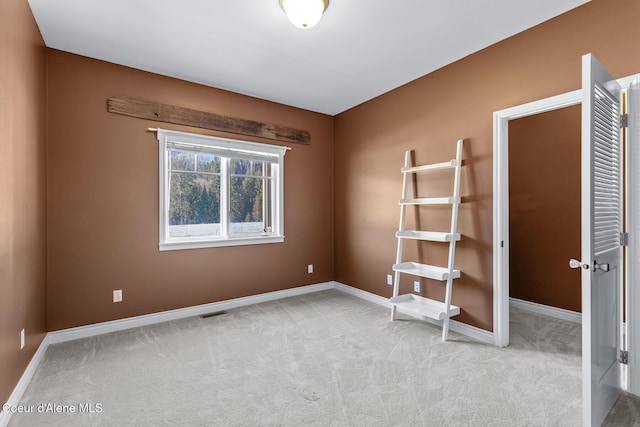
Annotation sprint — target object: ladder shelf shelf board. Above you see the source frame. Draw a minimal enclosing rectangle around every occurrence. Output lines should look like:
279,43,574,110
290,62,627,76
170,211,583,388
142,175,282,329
401,159,457,173
395,230,460,242
390,139,465,342
390,294,460,321
392,262,460,281
399,197,460,206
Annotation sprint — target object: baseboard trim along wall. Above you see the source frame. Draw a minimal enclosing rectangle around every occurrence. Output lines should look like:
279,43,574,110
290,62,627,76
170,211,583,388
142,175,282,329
0,335,50,427
1,281,493,426
47,282,335,345
509,297,582,323
334,282,495,345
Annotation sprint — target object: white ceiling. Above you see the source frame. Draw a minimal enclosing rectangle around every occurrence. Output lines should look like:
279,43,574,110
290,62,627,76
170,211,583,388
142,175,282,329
28,0,590,116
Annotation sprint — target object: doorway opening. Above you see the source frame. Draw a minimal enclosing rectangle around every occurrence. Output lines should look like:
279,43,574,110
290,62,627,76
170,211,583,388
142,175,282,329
493,90,581,347
507,105,582,338
493,75,638,348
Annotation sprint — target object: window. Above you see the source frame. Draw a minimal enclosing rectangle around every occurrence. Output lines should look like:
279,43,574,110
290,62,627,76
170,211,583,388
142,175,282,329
157,129,287,250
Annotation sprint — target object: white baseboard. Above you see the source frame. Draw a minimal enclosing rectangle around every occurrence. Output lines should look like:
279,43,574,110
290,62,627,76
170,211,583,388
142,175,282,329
0,335,50,427
48,282,335,345
2,280,493,426
509,297,582,323
333,282,392,306
333,282,494,345
46,281,492,346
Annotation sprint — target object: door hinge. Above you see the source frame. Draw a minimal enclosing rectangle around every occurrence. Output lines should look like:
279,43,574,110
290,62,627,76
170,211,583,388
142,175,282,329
620,350,629,365
621,232,629,247
501,241,504,248
621,113,628,128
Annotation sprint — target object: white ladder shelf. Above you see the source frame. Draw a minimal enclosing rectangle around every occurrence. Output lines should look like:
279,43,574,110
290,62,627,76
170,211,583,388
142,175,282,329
390,139,464,341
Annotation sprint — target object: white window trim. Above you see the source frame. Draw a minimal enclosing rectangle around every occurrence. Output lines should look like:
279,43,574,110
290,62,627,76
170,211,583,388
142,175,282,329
157,128,286,251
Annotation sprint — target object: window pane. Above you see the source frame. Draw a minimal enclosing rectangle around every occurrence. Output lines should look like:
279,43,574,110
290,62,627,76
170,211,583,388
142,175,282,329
197,154,220,173
230,158,251,175
168,172,221,238
169,150,195,171
230,159,268,176
252,161,264,176
230,176,264,234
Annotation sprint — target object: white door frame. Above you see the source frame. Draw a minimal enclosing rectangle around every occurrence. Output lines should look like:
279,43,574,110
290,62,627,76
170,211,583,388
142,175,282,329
493,89,580,348
627,77,640,397
493,74,640,397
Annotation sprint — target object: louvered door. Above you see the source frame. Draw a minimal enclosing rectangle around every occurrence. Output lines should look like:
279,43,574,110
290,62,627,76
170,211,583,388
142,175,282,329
580,53,623,427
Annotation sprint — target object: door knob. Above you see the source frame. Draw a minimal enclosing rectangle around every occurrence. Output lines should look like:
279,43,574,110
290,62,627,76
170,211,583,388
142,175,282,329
569,259,589,269
594,262,610,272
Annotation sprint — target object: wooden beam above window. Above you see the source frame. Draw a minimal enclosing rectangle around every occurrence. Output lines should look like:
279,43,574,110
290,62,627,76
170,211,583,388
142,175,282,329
107,96,310,145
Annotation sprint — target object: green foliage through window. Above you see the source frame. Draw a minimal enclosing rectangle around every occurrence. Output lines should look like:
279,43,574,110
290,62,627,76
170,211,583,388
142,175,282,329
167,150,271,238
168,150,221,229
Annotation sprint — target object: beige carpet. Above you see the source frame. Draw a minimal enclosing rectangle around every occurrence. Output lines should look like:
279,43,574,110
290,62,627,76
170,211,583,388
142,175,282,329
6,289,637,426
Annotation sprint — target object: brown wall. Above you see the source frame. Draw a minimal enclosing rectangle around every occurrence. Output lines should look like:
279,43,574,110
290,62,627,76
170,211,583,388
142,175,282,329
509,106,581,312
334,0,640,331
0,0,48,405
46,51,334,330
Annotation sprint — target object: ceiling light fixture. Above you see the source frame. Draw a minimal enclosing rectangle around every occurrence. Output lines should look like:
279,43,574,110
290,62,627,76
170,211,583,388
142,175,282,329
279,0,329,29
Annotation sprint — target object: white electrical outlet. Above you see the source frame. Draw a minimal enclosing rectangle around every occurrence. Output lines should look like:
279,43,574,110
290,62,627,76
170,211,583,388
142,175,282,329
414,281,420,293
113,289,123,303
20,329,25,350
308,264,313,274
387,274,393,285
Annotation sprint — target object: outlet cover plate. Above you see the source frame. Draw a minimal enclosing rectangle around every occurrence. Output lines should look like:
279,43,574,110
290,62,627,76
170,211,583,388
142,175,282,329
414,281,420,293
308,264,313,274
20,329,25,350
387,274,393,285
113,289,123,303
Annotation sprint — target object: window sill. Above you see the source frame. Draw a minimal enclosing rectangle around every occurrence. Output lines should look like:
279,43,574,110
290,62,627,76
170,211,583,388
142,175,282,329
159,236,285,251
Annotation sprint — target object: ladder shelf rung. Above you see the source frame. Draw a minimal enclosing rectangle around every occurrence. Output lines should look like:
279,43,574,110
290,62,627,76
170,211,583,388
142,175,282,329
401,160,457,173
390,294,460,321
396,230,461,242
399,197,460,206
392,262,460,281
